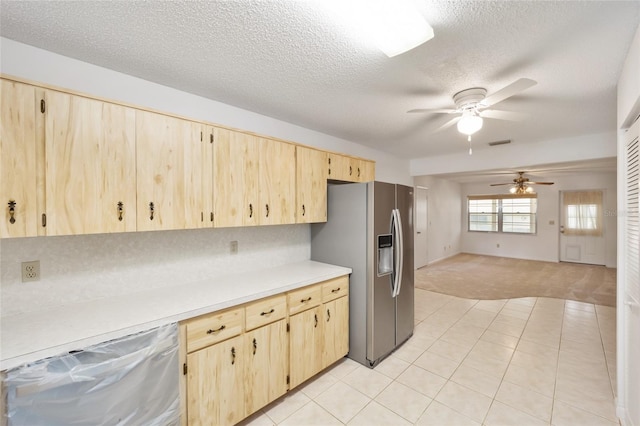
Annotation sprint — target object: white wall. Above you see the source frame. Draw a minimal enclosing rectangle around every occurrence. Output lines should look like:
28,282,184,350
0,37,411,186
617,24,640,129
460,172,617,267
413,176,462,264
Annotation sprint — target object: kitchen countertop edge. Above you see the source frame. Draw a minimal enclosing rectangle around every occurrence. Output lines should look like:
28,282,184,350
1,260,351,371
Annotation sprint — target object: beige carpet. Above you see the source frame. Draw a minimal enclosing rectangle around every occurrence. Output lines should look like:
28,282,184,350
415,253,617,307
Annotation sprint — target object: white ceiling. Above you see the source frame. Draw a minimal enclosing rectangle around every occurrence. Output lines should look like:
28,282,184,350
1,1,638,162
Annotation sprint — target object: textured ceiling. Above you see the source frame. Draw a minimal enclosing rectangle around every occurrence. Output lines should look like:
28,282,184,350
1,1,638,160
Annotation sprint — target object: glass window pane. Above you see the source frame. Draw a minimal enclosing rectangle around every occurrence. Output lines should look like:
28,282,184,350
567,204,598,230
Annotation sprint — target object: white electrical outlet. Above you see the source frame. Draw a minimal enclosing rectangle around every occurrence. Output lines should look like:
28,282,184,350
230,241,238,255
22,260,40,282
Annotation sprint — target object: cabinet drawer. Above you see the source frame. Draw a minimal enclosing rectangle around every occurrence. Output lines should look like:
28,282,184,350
322,276,349,303
288,284,322,315
245,294,287,331
186,307,244,353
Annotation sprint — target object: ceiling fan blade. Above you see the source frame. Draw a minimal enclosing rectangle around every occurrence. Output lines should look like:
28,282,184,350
479,109,528,121
432,116,460,133
528,181,555,185
480,78,537,108
407,108,457,114
489,183,513,186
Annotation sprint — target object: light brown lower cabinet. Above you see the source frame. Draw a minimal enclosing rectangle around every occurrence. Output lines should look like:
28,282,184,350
322,296,350,369
288,276,350,389
181,275,349,425
244,319,288,414
288,305,323,389
187,335,245,426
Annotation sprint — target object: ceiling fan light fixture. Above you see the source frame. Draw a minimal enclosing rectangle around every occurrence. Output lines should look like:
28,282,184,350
509,187,517,194
456,112,483,136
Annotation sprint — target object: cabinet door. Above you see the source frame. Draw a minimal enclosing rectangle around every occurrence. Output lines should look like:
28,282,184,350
327,153,347,181
259,138,296,225
44,90,136,235
322,296,350,369
356,159,375,182
244,319,288,415
289,305,323,388
187,335,245,426
0,80,38,238
184,123,208,229
201,126,215,227
213,129,259,227
136,111,202,231
296,146,327,223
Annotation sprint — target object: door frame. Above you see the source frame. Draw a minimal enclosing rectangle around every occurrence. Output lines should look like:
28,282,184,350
617,116,640,425
558,188,607,265
414,186,429,269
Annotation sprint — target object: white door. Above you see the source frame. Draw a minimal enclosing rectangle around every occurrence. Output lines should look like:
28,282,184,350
621,118,639,426
559,190,606,265
414,187,428,269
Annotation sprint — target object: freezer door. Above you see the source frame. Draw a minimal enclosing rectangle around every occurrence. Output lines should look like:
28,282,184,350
395,184,415,345
367,181,397,363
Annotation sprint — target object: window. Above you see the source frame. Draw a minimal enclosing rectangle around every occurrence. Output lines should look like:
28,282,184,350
468,195,537,234
562,190,603,236
468,199,498,232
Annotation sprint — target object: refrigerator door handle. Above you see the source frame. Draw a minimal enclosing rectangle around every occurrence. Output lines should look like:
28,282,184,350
393,208,404,297
391,209,402,298
390,210,399,297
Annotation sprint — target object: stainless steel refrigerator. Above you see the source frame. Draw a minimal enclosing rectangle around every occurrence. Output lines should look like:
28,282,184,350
311,181,414,368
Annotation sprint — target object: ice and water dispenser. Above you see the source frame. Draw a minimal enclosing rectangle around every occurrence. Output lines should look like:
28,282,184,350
377,234,393,276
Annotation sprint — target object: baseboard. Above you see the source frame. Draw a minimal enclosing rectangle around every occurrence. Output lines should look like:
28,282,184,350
461,250,557,263
616,403,627,426
427,251,461,266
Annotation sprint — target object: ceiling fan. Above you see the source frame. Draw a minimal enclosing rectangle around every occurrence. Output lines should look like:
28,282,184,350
408,78,537,154
489,171,554,194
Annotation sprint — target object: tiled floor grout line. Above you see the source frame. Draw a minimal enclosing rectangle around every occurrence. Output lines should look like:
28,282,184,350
594,307,617,399
252,292,617,425
549,299,567,426
477,298,533,425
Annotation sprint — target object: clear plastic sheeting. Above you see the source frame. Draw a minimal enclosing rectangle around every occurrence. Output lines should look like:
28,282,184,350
4,323,180,426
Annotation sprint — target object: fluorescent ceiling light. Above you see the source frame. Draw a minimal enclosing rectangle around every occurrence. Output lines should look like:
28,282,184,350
322,0,434,57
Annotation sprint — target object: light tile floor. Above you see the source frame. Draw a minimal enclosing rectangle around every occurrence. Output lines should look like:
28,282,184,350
239,289,618,426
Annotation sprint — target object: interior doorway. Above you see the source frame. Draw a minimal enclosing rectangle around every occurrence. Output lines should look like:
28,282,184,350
559,190,606,265
415,186,428,269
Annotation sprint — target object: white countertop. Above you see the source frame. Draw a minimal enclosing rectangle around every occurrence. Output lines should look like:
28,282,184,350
0,260,351,371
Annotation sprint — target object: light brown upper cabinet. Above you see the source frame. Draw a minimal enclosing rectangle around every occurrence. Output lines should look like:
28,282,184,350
0,80,39,238
136,110,203,231
296,146,327,223
1,77,375,238
44,89,137,236
259,138,296,225
327,153,347,181
214,129,259,228
201,126,215,228
327,153,375,183
214,132,296,227
357,159,375,182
